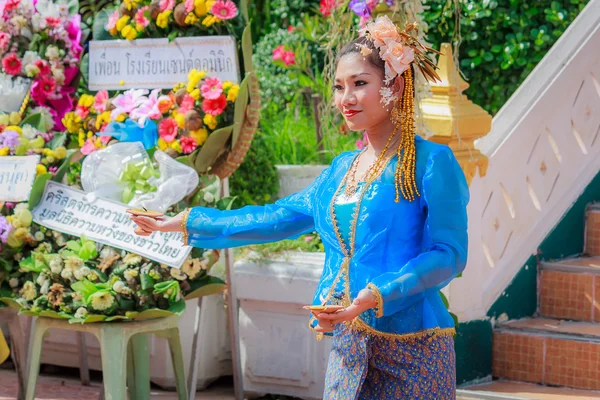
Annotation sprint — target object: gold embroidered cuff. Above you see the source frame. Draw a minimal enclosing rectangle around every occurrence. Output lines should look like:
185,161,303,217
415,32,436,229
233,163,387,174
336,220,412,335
367,283,384,318
181,208,191,246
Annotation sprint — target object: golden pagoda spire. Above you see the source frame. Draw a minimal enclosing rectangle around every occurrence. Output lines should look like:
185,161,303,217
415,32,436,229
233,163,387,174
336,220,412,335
421,43,490,185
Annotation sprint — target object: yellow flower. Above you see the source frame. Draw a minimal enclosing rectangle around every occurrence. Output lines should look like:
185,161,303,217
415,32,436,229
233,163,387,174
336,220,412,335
77,94,94,108
190,129,208,146
121,25,138,41
185,12,199,24
36,164,47,176
173,82,185,92
194,0,208,17
202,15,219,27
96,111,111,130
6,125,22,135
78,130,86,147
9,112,21,125
227,85,240,102
206,0,216,10
186,69,206,93
116,15,131,31
90,291,115,311
0,148,9,156
124,0,140,10
171,110,185,129
115,114,126,123
63,112,82,134
190,88,201,100
156,10,172,29
203,114,217,130
20,281,37,301
42,149,54,157
157,138,168,151
222,81,233,90
54,146,67,160
170,140,182,153
0,113,9,125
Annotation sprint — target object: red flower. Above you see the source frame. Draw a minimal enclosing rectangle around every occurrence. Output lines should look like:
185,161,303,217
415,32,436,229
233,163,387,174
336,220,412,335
179,94,195,114
202,94,227,116
180,136,198,154
158,118,178,142
34,59,51,76
2,53,22,76
319,0,338,17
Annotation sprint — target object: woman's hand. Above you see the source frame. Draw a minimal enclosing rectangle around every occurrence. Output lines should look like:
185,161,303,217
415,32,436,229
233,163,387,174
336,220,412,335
315,289,378,327
130,211,186,236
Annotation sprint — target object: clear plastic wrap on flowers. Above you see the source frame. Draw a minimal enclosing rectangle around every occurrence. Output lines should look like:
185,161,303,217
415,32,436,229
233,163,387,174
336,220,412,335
81,142,199,212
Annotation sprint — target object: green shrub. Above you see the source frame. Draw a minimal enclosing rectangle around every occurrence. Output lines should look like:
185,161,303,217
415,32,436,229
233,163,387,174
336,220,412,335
229,133,280,207
423,0,589,115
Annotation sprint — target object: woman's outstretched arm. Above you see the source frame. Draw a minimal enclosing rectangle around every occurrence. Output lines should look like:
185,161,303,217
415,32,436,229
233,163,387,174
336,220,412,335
131,165,332,249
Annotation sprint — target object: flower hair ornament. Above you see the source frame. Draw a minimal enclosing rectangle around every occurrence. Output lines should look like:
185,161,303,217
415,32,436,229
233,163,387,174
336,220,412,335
354,15,442,203
357,15,441,106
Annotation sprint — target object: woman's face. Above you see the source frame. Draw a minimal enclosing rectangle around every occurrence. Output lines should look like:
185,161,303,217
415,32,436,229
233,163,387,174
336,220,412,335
333,53,402,133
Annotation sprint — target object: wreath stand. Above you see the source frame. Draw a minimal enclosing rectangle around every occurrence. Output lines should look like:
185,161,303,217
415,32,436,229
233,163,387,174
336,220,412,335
0,308,26,400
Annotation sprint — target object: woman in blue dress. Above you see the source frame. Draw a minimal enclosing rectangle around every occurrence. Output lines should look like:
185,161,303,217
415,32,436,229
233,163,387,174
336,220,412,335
131,15,469,400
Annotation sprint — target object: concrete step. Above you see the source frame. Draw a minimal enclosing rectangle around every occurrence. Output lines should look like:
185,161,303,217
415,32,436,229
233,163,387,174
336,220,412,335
539,256,600,322
493,317,600,390
459,380,600,400
586,203,600,256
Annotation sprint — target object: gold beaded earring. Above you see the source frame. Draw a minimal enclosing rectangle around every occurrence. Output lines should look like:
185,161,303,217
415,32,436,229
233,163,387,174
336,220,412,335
393,67,420,203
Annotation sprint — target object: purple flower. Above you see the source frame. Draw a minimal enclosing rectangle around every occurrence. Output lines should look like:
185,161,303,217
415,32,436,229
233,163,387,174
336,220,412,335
0,129,20,151
349,0,371,18
0,216,13,244
385,0,394,5
41,132,54,142
49,166,58,175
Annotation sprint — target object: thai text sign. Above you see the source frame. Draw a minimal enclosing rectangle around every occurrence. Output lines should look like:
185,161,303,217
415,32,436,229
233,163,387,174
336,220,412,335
32,182,191,268
0,155,40,202
88,36,240,90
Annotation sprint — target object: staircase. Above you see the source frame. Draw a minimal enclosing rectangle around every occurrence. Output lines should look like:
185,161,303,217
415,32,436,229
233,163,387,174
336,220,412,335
460,203,600,399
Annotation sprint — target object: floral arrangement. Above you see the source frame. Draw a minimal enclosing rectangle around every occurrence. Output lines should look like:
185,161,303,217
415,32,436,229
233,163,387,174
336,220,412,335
0,232,224,323
0,107,70,176
105,0,240,40
0,0,83,129
62,68,240,157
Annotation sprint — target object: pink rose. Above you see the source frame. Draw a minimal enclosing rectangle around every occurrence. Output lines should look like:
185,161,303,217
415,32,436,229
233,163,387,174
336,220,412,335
381,42,414,79
363,15,400,48
159,0,175,11
282,51,295,66
105,10,120,30
272,45,285,61
0,32,10,53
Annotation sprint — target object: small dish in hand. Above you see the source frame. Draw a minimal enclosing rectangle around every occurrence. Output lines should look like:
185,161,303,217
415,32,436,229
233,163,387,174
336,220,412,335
126,208,164,218
303,305,345,313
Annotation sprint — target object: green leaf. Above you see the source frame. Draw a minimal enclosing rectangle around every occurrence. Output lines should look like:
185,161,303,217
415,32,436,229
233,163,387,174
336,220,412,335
193,125,233,174
39,310,70,319
241,24,254,73
216,196,237,211
20,310,39,317
20,113,44,131
67,0,79,14
28,173,52,210
105,315,129,322
450,311,459,328
92,9,114,40
71,279,99,303
439,291,449,309
140,273,155,291
52,150,77,184
80,53,89,85
0,297,22,310
231,74,250,148
48,133,67,150
83,314,107,323
184,276,226,300
125,311,140,319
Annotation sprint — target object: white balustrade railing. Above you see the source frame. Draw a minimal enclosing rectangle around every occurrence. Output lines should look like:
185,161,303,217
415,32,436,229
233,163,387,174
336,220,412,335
450,0,600,321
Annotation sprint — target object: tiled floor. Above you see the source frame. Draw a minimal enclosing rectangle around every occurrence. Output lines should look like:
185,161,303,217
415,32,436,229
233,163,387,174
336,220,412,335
0,368,235,400
462,380,600,400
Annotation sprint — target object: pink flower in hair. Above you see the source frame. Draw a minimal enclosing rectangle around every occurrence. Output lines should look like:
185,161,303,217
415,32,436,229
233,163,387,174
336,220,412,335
380,41,414,80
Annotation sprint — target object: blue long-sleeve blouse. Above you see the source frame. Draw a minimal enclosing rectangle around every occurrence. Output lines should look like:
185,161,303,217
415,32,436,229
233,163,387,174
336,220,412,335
184,136,470,339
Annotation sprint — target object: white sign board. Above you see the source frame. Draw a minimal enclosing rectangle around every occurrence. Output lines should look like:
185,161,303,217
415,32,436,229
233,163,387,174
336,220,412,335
32,181,191,268
88,36,240,90
0,155,40,202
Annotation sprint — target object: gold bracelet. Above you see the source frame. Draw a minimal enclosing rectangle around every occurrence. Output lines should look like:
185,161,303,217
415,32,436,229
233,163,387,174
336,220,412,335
366,283,384,318
181,208,191,245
